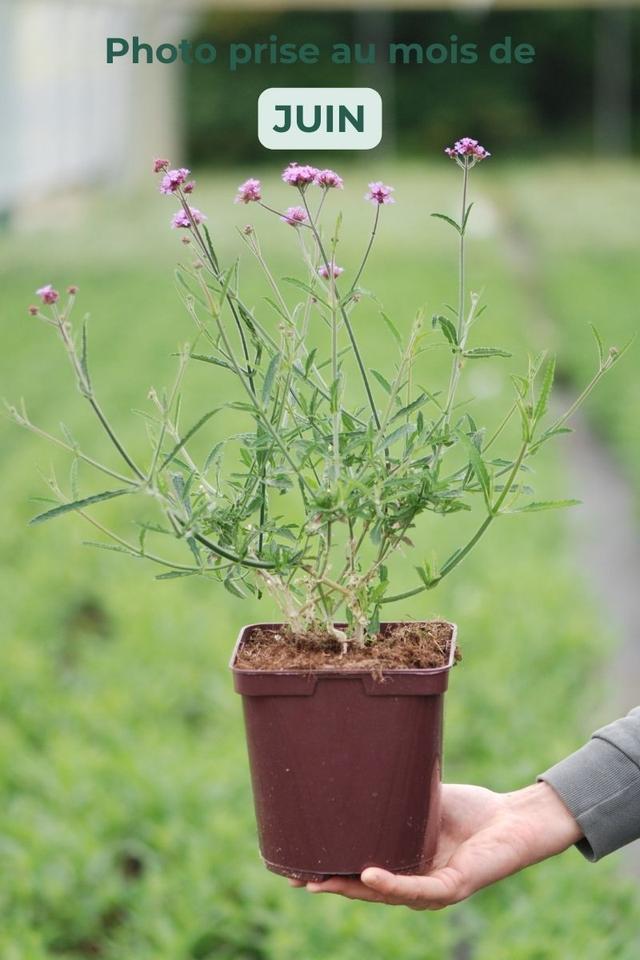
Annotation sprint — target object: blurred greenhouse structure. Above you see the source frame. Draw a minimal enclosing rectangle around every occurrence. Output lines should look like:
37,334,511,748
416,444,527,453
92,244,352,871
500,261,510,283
0,0,186,220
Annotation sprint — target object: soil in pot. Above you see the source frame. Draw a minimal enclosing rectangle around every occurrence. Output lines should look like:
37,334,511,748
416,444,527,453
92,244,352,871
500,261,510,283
234,619,460,672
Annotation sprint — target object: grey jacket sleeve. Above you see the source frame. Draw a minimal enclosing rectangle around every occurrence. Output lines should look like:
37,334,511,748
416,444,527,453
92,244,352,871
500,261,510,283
538,707,640,862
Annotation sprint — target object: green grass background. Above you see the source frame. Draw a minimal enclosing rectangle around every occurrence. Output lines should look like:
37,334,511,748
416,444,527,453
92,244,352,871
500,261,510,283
1,160,639,958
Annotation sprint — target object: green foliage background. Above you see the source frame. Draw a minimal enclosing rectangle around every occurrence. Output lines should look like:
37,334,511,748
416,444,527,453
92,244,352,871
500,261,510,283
1,160,639,957
187,9,640,163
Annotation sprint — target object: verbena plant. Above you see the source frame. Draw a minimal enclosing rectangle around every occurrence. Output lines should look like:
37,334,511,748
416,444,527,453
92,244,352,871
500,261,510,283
12,140,626,649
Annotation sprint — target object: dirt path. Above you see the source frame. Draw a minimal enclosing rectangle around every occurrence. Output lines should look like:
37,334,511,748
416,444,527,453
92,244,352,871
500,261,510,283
495,193,640,878
559,410,640,879
560,409,640,725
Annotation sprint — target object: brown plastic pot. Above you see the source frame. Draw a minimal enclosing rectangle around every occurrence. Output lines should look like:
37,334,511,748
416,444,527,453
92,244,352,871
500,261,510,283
231,620,457,882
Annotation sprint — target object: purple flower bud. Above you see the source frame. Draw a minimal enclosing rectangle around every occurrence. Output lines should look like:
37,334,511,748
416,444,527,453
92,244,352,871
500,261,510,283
318,261,344,279
36,284,59,305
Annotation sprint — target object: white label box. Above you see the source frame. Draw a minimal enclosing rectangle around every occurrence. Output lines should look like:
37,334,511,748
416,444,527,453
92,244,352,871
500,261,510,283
258,88,382,151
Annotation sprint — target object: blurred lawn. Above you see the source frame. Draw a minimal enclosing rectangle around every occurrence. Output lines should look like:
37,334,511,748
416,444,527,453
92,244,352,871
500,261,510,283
1,160,639,959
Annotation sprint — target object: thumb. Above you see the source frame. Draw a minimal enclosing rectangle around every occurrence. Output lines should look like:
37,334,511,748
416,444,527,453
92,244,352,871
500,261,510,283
361,866,463,907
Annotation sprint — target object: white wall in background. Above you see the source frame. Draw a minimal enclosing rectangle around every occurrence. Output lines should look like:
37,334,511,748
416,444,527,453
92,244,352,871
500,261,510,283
0,0,189,215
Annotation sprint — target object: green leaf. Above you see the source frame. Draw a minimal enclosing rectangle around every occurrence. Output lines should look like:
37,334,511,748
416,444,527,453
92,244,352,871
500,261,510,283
236,301,258,338
380,312,402,346
282,276,329,308
202,226,219,265
30,488,133,525
217,264,236,308
160,409,221,470
539,426,572,442
70,458,79,499
511,374,528,398
534,357,556,425
377,422,416,452
506,499,581,514
80,319,91,389
589,323,605,365
190,353,233,371
60,422,78,449
464,347,512,359
434,316,459,349
461,202,474,235
263,297,289,322
304,348,318,377
457,430,491,508
82,540,141,558
204,441,225,472
175,268,207,309
262,352,281,405
431,212,461,234
415,561,439,588
156,570,200,580
223,574,247,598
391,394,430,422
371,370,392,394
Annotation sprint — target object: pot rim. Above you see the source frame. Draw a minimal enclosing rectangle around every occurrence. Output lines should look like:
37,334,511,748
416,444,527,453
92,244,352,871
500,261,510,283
229,619,458,677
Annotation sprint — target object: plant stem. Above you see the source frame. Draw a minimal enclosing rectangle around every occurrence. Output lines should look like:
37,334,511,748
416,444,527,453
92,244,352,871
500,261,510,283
458,161,469,338
299,191,382,431
191,530,279,569
530,361,610,454
80,512,207,574
8,406,136,486
197,275,313,496
55,316,145,481
347,205,380,298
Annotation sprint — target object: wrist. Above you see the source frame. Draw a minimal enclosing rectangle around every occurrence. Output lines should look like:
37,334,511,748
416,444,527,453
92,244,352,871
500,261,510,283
503,781,583,863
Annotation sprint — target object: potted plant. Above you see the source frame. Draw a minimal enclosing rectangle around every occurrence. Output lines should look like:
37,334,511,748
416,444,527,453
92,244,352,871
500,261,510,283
13,141,624,882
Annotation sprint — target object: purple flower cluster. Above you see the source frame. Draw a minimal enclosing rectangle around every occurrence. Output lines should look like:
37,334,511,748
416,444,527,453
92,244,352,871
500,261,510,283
171,208,207,229
315,169,344,190
282,163,318,187
235,164,344,205
154,158,206,230
159,167,191,195
235,178,262,204
36,284,59,305
365,182,395,206
282,163,344,190
233,163,393,228
280,206,308,228
30,283,79,316
444,138,491,164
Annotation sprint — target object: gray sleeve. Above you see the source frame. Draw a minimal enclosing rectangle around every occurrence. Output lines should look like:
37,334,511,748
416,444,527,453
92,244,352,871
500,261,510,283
538,707,640,862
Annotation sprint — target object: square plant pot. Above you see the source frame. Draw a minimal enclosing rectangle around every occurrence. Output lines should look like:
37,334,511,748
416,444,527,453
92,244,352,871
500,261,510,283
231,620,457,881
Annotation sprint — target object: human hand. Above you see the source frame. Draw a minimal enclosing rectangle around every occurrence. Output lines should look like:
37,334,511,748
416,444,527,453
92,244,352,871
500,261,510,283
289,781,582,909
